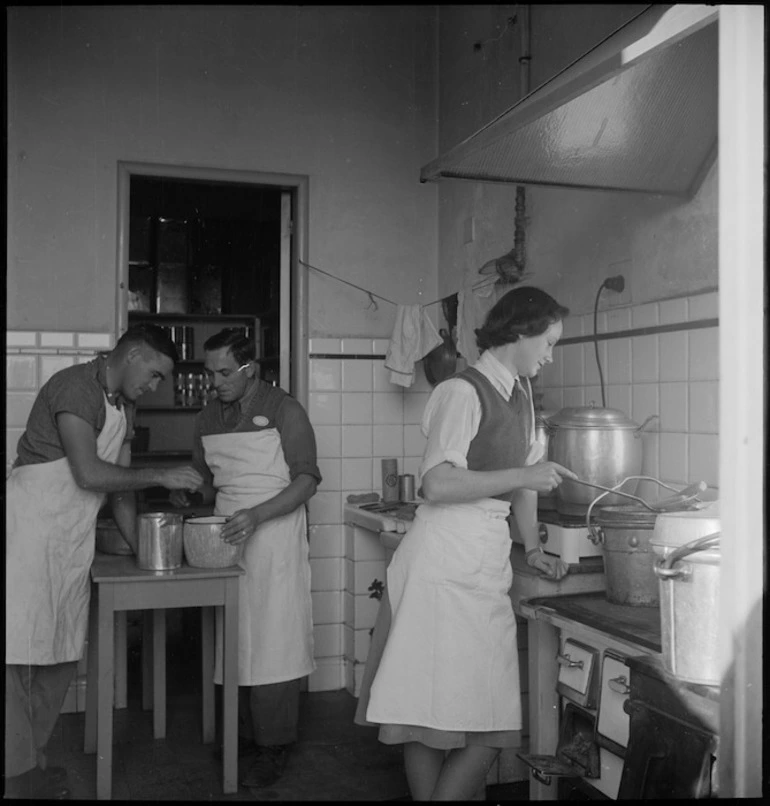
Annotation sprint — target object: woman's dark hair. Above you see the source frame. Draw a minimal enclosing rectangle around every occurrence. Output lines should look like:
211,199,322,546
475,286,569,352
203,328,256,366
116,323,178,362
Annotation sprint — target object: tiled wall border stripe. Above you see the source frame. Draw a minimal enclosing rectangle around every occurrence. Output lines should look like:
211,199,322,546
6,347,104,356
310,353,388,360
559,317,718,347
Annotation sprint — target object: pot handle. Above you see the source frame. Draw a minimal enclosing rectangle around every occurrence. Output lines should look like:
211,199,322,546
634,414,659,438
654,532,721,579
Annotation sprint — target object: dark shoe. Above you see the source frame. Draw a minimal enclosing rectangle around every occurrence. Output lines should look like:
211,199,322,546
5,766,71,799
240,744,292,789
213,736,259,762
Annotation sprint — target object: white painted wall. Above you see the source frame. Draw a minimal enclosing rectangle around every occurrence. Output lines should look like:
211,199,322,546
6,5,438,337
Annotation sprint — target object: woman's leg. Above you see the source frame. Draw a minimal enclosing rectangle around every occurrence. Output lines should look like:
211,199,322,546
403,741,445,801
431,745,500,801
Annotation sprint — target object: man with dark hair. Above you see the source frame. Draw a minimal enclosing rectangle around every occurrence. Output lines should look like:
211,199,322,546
170,328,321,789
5,324,204,800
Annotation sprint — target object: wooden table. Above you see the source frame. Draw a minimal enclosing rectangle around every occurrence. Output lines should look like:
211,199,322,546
83,554,244,800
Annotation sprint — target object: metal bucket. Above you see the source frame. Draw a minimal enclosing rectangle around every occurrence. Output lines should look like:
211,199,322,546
592,505,659,607
137,512,184,572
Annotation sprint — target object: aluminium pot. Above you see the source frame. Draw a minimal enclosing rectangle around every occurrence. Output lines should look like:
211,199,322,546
183,516,244,569
547,405,652,512
136,512,184,572
592,505,660,607
651,504,721,685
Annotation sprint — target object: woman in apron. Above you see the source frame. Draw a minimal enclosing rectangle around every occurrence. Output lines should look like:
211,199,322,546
362,286,577,801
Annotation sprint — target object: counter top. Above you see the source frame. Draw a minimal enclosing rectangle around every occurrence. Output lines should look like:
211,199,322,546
520,591,662,654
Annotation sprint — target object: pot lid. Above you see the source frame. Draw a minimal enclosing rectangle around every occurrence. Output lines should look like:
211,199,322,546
549,405,639,430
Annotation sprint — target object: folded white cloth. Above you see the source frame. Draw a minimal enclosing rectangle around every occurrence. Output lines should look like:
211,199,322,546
385,304,443,387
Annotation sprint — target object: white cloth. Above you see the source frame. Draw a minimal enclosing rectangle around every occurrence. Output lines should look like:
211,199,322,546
204,429,315,687
385,304,443,387
5,395,126,665
456,275,504,365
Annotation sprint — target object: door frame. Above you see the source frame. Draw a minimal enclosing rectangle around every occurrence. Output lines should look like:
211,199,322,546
115,162,310,406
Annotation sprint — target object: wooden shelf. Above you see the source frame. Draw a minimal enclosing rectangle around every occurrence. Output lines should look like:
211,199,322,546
128,312,255,322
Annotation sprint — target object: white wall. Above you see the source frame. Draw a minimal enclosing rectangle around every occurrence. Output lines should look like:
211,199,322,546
6,5,439,337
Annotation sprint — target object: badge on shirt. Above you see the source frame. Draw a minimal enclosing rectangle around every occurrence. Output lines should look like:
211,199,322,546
252,416,269,427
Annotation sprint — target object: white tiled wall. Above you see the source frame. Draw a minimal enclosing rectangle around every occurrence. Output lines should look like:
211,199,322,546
307,336,432,692
534,291,719,502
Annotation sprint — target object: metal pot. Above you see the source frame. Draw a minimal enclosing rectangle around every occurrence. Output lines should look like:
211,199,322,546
547,405,655,512
137,512,184,572
592,505,659,607
651,503,721,685
183,516,244,569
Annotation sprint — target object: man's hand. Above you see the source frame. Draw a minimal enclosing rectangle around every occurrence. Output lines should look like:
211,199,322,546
169,489,191,508
160,466,204,491
222,508,262,545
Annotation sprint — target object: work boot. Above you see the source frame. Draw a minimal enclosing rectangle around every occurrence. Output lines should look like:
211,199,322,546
240,743,292,789
5,766,71,799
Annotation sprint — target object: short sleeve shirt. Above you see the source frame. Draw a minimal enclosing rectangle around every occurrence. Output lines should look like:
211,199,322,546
13,355,135,468
191,379,321,488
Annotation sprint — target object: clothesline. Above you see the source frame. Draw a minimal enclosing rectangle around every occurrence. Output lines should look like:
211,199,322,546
298,259,500,312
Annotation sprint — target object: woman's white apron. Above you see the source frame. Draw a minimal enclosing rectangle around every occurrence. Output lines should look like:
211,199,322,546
6,396,126,665
203,429,315,687
366,391,542,733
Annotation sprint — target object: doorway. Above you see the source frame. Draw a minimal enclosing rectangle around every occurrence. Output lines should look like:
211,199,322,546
116,162,309,401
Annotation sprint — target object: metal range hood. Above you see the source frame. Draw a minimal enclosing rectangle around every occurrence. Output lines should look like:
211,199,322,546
421,4,719,197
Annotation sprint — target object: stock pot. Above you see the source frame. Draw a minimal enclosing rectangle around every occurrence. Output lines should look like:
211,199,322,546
547,405,654,511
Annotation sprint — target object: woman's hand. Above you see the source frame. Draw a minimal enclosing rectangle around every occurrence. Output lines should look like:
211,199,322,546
521,461,577,494
222,508,261,544
169,489,190,508
527,548,569,580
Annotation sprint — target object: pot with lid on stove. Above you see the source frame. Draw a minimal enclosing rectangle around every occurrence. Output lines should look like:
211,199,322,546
547,404,657,515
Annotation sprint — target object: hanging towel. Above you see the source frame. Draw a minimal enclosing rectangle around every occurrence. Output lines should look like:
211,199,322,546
456,275,504,365
385,305,443,387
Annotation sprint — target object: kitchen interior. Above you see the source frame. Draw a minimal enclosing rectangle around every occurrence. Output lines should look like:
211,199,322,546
5,4,764,802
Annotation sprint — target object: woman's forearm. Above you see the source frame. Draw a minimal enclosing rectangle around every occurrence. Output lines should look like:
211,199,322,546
511,488,539,552
421,462,526,503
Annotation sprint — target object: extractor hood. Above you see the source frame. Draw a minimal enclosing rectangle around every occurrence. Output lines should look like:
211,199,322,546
421,4,719,197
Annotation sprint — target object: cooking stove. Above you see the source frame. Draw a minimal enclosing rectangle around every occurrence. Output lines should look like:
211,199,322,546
538,509,604,566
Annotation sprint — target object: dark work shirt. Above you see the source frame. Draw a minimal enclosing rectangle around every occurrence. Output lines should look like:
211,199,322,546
192,379,322,489
14,355,135,468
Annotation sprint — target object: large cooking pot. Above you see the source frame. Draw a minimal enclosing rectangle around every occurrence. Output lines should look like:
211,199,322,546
137,512,184,572
651,503,721,685
547,405,655,513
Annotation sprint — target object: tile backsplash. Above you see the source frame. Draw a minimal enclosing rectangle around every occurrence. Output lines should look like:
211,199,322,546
534,290,720,500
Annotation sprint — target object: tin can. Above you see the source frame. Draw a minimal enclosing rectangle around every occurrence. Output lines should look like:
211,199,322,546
381,459,399,502
398,474,415,502
136,512,184,572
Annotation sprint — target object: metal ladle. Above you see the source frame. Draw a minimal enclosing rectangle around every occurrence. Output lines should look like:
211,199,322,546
571,477,708,513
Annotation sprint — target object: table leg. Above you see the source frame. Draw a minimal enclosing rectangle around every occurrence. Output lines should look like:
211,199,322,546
114,611,127,709
84,581,99,754
152,609,166,739
142,612,152,711
221,581,239,794
200,606,216,744
96,584,116,800
528,617,560,801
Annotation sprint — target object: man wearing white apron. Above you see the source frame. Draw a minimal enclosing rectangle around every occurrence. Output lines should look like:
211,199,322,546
5,324,203,800
170,328,320,789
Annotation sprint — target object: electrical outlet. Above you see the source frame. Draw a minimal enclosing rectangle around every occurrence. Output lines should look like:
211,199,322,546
463,217,475,244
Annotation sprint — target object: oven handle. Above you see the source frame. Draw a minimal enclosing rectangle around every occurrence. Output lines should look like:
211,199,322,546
608,675,631,695
556,652,584,670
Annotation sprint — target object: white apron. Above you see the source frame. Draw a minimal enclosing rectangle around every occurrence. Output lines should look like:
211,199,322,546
6,396,126,665
366,419,543,733
204,429,315,687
